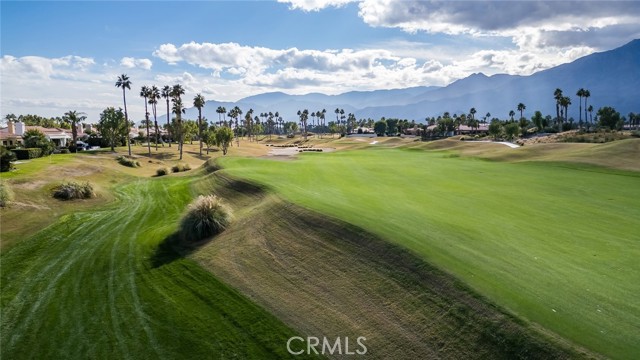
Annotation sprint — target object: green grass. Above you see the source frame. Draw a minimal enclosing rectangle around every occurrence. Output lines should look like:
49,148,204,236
1,175,312,359
218,148,640,359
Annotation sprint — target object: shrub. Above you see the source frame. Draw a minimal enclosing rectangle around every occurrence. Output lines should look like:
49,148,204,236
156,167,170,176
631,130,640,138
117,156,140,167
171,163,191,173
0,182,14,207
1,147,17,172
52,181,95,200
179,195,232,241
59,148,71,154
12,148,43,160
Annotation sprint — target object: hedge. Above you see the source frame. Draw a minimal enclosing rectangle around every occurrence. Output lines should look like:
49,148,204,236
12,148,43,160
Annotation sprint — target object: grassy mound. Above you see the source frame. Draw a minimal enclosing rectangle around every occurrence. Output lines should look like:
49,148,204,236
156,167,170,176
52,181,95,200
116,156,140,167
0,182,14,207
172,163,191,173
179,195,232,242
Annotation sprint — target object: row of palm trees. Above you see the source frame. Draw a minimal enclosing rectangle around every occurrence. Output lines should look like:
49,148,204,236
117,73,209,160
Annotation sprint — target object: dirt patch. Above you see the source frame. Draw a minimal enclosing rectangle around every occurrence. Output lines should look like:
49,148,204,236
11,180,48,190
10,201,51,210
48,165,102,178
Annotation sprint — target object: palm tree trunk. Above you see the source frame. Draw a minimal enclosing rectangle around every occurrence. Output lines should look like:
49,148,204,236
198,110,202,156
123,88,131,156
166,100,171,148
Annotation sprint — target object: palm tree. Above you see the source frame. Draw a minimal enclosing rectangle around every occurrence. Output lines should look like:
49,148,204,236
63,110,87,151
148,86,161,150
517,103,526,120
509,110,515,121
115,74,132,156
170,84,186,159
140,85,152,156
193,94,205,156
469,107,476,121
216,106,226,127
161,85,172,147
554,88,563,132
171,98,186,160
485,112,491,123
297,109,309,140
319,109,326,138
588,105,593,124
576,88,585,126
583,89,591,125
560,96,571,129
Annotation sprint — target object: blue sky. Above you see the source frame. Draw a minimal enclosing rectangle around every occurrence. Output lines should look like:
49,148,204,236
2,0,639,121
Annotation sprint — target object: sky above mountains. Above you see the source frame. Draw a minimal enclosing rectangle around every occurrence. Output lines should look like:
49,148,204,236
2,0,639,121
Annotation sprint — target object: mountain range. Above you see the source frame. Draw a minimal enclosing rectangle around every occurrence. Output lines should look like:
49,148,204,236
178,39,640,123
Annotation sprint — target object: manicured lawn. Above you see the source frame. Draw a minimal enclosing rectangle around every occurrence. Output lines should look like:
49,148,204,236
219,148,640,359
1,175,309,359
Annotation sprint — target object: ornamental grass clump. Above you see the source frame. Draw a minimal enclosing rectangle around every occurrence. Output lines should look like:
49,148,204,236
179,195,232,242
156,167,170,176
172,163,191,173
117,155,140,167
53,181,95,200
0,182,14,207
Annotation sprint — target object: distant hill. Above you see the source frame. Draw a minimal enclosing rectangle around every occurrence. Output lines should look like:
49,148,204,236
176,39,639,123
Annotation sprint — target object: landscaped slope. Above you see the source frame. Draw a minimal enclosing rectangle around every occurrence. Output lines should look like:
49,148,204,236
217,148,640,359
0,176,307,359
193,172,581,359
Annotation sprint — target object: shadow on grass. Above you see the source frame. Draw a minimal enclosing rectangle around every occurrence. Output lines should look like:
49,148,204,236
151,232,214,268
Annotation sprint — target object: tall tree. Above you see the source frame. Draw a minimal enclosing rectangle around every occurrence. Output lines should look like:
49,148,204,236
170,84,186,159
576,88,585,126
148,86,161,150
297,109,309,140
583,89,591,125
469,107,476,121
161,85,172,147
140,85,152,156
97,107,127,151
517,103,526,120
554,88,563,132
115,74,132,156
509,110,515,121
588,105,594,124
193,93,206,156
216,106,226,127
63,110,87,150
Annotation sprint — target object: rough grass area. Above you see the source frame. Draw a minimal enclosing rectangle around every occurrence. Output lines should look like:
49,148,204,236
219,146,640,359
0,181,14,207
179,195,232,242
171,163,191,173
117,155,141,167
1,177,309,359
52,181,95,200
194,174,583,359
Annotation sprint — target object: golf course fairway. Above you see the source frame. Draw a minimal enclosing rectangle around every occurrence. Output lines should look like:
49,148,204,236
1,176,307,359
218,147,640,359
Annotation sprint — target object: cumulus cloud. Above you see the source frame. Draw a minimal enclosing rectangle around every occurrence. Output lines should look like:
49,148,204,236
357,0,640,49
120,57,152,70
277,0,358,11
1,55,95,79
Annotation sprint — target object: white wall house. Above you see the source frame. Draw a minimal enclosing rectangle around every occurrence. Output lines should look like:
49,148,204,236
0,121,73,147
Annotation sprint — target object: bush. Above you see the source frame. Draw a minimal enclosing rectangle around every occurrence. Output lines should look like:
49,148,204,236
59,148,71,154
156,167,170,176
631,130,640,138
179,195,232,241
171,163,191,173
52,181,95,200
0,182,14,207
117,156,140,167
1,147,17,172
12,148,43,160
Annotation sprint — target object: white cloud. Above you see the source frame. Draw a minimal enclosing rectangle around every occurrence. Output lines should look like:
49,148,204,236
1,55,96,79
120,57,152,70
357,0,640,49
277,0,358,11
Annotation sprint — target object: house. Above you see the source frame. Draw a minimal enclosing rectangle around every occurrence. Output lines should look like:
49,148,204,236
0,121,73,147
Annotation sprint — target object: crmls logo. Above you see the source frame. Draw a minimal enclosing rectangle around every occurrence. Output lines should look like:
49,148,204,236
287,336,367,356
